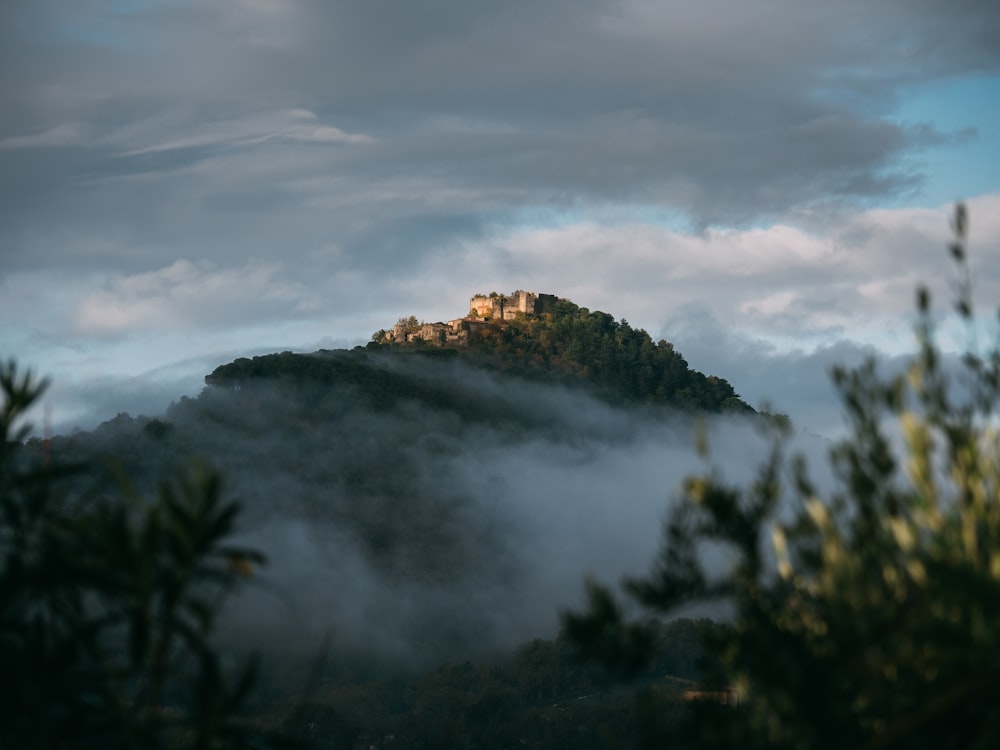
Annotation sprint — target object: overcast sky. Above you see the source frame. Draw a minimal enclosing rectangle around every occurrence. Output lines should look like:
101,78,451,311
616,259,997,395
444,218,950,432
2,0,999,434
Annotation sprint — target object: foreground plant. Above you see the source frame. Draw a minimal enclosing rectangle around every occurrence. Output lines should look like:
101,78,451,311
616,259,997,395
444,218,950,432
0,362,266,749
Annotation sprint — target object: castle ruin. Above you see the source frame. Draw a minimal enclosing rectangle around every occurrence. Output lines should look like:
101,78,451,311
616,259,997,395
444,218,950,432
381,290,560,346
468,290,559,321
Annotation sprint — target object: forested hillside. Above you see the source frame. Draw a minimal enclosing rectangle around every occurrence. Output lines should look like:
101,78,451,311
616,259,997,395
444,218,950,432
209,297,751,414
449,298,750,411
382,299,752,412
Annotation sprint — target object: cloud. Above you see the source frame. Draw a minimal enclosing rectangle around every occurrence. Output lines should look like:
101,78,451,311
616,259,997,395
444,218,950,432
72,259,321,338
60,350,835,667
0,122,91,149
656,306,905,437
113,109,373,156
0,109,370,157
2,0,997,267
412,194,997,355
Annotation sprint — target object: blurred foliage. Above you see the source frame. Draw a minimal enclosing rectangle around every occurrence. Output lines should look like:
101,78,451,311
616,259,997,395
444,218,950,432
564,204,1000,748
0,362,268,749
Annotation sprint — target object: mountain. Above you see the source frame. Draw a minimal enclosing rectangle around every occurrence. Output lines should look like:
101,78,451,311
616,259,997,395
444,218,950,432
207,292,752,414
37,293,758,669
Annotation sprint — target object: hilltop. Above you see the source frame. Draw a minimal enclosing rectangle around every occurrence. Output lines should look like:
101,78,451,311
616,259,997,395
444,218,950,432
357,289,752,413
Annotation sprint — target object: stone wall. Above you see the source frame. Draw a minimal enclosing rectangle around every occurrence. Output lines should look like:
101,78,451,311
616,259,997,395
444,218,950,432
387,319,470,346
468,290,558,320
469,295,495,318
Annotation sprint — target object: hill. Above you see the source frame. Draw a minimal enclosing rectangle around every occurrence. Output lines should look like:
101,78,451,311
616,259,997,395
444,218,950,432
208,293,752,414
34,293,759,673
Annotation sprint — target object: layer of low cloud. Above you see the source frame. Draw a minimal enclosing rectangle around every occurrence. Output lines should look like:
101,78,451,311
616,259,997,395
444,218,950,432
61,353,838,670
73,258,322,337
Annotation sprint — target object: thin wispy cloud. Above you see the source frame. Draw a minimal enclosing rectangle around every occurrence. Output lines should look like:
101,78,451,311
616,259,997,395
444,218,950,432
72,259,323,338
0,122,91,149
114,109,374,156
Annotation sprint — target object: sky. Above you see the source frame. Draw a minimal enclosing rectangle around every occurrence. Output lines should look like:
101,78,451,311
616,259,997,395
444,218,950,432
2,0,1000,436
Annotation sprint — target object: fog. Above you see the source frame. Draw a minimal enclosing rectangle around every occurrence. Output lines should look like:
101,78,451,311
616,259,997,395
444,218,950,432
72,357,828,668
57,350,839,676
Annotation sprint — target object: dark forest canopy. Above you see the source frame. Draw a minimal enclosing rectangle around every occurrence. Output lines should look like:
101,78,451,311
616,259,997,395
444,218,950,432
207,297,752,415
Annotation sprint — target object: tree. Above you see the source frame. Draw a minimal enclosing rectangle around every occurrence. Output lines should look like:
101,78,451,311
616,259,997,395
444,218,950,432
0,362,268,749
564,205,1000,749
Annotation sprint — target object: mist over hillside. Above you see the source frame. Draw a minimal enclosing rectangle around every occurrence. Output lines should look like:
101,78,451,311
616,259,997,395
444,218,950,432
38,308,834,674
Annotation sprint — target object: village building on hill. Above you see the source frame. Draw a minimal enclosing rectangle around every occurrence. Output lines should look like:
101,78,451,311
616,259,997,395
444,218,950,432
380,290,560,346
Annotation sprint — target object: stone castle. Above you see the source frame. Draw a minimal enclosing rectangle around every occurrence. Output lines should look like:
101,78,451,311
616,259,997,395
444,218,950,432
382,290,560,346
468,290,559,320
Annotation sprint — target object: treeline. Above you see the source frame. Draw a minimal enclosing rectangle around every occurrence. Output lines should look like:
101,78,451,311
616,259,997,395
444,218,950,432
374,299,751,413
261,618,725,750
204,348,527,428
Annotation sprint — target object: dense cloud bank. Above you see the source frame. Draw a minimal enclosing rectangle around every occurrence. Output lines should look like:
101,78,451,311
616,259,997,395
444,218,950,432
3,0,997,266
50,353,834,671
